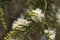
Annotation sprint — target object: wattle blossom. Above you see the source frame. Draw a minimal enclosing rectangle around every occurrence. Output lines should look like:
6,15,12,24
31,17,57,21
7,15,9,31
12,17,30,29
28,8,44,22
48,29,56,40
49,33,56,40
44,28,56,40
48,29,55,35
44,29,49,34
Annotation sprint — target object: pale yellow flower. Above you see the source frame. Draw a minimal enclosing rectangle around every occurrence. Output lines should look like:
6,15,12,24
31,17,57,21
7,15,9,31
44,29,49,34
29,8,44,22
49,33,56,40
12,17,30,29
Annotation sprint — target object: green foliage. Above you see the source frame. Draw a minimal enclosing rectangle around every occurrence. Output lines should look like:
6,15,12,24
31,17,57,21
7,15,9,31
25,0,54,9
0,7,8,30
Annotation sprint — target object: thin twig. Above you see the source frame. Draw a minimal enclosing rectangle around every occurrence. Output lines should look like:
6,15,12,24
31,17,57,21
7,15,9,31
44,0,47,14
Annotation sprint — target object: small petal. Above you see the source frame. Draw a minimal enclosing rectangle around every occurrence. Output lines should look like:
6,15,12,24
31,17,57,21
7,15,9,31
44,29,49,34
49,33,56,40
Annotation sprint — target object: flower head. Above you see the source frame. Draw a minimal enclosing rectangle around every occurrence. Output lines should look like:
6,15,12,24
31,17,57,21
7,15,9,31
48,28,56,35
12,17,30,29
44,29,49,34
49,33,56,40
28,8,44,22
44,28,56,40
49,30,54,35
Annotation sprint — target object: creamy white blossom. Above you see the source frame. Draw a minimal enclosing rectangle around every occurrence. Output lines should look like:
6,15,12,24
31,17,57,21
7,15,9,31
49,30,55,35
44,29,49,34
29,8,44,22
12,17,30,29
44,28,56,40
17,18,30,25
48,29,56,40
49,33,56,40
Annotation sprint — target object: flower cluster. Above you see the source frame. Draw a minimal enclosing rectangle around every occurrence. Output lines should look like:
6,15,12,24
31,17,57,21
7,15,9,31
28,8,44,22
12,16,30,31
4,16,31,40
44,28,56,40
